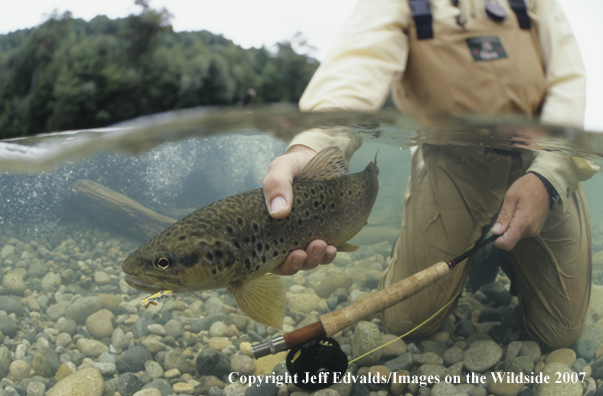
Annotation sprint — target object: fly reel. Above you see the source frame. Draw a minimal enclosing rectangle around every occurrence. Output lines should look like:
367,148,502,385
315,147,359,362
285,336,348,391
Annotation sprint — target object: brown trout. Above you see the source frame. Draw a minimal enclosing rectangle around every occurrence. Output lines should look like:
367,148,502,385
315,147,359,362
121,146,379,328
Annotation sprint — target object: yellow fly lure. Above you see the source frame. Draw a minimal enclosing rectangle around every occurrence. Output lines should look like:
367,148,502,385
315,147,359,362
141,289,174,309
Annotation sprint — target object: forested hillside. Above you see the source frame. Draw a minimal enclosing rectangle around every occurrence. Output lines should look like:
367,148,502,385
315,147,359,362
0,5,319,138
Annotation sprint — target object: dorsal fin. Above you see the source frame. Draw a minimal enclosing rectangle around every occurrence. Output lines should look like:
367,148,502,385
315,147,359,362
295,146,349,182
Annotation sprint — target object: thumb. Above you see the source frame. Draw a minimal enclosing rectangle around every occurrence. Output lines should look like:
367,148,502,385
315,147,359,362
492,196,516,236
263,147,316,219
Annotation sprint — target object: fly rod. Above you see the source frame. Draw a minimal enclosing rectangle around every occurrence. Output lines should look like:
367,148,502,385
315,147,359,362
251,233,500,358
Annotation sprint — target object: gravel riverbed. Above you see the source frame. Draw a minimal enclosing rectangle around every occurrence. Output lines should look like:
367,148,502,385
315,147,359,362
1,221,603,396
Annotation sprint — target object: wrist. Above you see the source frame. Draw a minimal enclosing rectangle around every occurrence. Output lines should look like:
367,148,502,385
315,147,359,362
529,172,561,209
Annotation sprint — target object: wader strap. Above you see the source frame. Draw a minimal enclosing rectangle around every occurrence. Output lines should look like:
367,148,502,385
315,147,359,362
508,0,531,29
409,0,434,39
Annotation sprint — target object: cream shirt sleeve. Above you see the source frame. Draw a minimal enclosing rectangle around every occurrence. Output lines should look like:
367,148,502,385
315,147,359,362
526,0,599,208
288,0,411,160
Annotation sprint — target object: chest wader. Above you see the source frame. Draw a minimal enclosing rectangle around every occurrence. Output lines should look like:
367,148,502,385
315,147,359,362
378,0,592,349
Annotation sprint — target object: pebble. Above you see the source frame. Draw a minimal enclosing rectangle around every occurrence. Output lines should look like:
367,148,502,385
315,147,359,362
196,349,231,377
0,346,11,378
147,324,166,336
133,389,162,396
544,348,576,368
172,382,195,394
287,290,320,314
26,381,46,396
230,354,256,375
519,341,541,362
442,346,465,366
9,360,32,382
121,346,151,372
118,372,143,396
0,316,18,337
77,338,109,357
210,321,228,337
164,349,188,374
145,360,164,379
315,273,353,298
65,296,103,324
32,346,60,377
533,363,582,396
464,340,503,371
1,272,25,295
0,296,24,316
352,321,383,366
85,308,115,339
209,336,233,351
384,352,413,372
47,367,104,396
381,334,407,359
576,339,600,361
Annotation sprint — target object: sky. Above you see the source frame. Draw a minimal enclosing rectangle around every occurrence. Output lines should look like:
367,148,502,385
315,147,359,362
1,0,602,131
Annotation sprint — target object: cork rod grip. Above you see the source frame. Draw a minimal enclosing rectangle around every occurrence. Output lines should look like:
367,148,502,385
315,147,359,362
319,261,450,336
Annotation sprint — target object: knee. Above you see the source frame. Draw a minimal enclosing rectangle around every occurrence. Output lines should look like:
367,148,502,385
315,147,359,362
524,309,586,349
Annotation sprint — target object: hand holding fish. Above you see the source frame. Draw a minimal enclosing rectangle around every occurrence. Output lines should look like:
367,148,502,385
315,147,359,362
263,145,338,275
491,173,551,251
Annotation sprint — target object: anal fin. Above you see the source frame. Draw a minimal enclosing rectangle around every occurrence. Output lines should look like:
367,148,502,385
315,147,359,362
230,274,286,329
337,242,359,252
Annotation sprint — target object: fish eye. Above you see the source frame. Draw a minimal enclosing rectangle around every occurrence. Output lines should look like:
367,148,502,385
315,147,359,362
154,255,172,270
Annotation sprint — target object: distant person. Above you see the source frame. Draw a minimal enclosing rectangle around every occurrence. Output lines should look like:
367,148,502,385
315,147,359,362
263,0,599,348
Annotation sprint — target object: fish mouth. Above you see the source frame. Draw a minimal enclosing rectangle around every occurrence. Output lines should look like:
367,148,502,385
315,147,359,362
125,275,163,292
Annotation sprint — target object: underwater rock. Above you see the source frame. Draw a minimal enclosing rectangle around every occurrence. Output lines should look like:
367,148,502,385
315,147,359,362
544,348,576,368
0,316,18,337
121,346,151,372
287,290,320,315
65,296,103,325
575,339,599,361
315,273,353,298
32,347,60,377
85,309,115,339
195,349,231,377
2,272,25,295
380,334,406,359
463,341,502,372
0,346,10,378
47,367,104,396
163,350,188,374
0,296,24,316
118,372,143,396
77,338,109,358
144,360,164,379
352,321,383,367
230,355,256,376
533,363,582,396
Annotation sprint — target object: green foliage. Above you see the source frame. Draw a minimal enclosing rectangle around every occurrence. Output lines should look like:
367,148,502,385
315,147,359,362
0,5,319,137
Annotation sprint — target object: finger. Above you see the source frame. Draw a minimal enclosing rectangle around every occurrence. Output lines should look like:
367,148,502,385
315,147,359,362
491,193,518,236
493,217,522,251
270,250,308,276
263,158,296,219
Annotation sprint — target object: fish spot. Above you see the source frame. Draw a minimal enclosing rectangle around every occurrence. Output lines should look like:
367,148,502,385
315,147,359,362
227,255,235,266
244,258,251,269
178,235,186,241
340,192,344,197
320,193,325,200
251,235,257,243
348,190,352,197
265,231,271,238
265,243,270,250
225,226,234,234
242,236,250,244
214,250,224,260
305,210,310,217
310,188,316,195
322,204,326,210
278,237,285,244
211,269,217,275
296,197,303,205
273,250,279,257
313,201,319,208
261,255,266,263
215,241,221,247
297,218,303,226
291,207,295,213
206,252,214,261
319,185,324,191
252,222,259,233
256,242,263,251
251,251,257,258
255,265,260,271
283,250,288,254
236,217,244,226
234,241,241,249
330,202,336,210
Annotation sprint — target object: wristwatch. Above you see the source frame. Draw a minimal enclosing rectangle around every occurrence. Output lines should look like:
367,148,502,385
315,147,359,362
529,172,561,209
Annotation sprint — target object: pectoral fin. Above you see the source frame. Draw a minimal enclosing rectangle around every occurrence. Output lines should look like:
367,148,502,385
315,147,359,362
230,274,286,329
336,243,359,252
